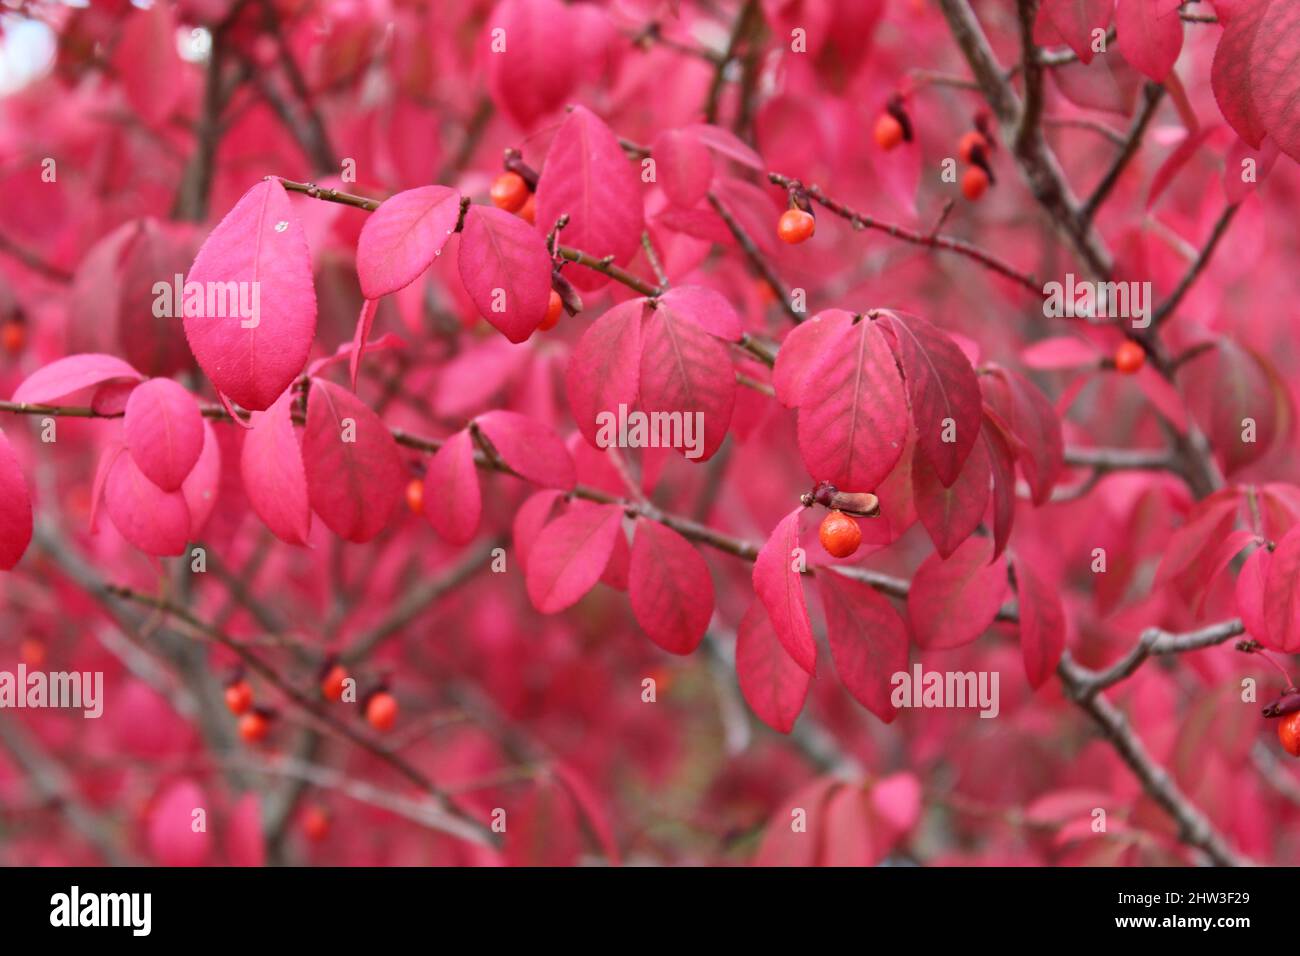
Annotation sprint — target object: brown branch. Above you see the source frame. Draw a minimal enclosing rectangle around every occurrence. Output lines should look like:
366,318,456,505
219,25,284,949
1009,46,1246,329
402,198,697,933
1082,82,1165,222
707,191,801,322
1149,203,1242,328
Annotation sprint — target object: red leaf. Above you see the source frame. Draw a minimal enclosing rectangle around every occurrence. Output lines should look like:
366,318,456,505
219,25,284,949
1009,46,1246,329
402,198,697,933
1116,0,1184,81
241,388,311,546
566,299,646,448
535,106,644,291
117,219,200,378
525,503,623,613
628,520,714,654
485,0,580,129
797,318,908,492
114,1,184,127
474,410,575,490
456,204,552,343
979,367,1064,505
356,185,462,299
681,123,765,171
302,378,403,543
1183,341,1288,474
907,535,1008,650
551,762,621,866
123,378,205,493
0,427,32,570
1211,0,1268,147
514,489,564,573
752,508,816,674
754,776,840,866
182,420,221,538
103,448,191,556
503,778,581,866
657,285,742,342
735,600,811,734
1155,491,1242,594
423,429,482,545
912,429,991,559
1013,556,1066,689
12,353,143,406
983,418,1018,559
772,309,854,408
1019,335,1102,370
652,128,712,208
1263,525,1300,652
348,299,379,392
821,784,876,866
817,571,909,723
1248,1,1300,160
1040,0,1113,64
638,300,736,461
185,179,318,411
1237,545,1272,645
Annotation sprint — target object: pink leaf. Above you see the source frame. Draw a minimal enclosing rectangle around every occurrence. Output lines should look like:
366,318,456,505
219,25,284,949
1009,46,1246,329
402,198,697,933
348,299,379,391
872,773,923,842
1237,545,1272,645
114,1,184,126
983,419,1018,559
356,185,462,299
514,489,564,573
907,535,1008,650
912,430,991,559
0,428,33,570
980,367,1064,505
652,128,713,208
456,204,552,343
12,353,143,406
1013,556,1067,689
525,503,623,613
474,410,575,490
103,449,191,556
754,776,840,866
182,420,222,538
1263,524,1300,652
226,793,265,868
184,179,318,411
681,123,765,170
566,299,646,448
821,784,876,866
628,519,714,654
752,508,816,674
535,106,644,291
638,303,736,463
1247,1,1300,160
657,285,743,342
484,0,580,129
302,378,403,543
817,570,909,723
551,762,621,866
1211,0,1268,147
1040,0,1113,64
772,309,854,408
147,780,212,867
1019,336,1102,370
1116,0,1184,81
735,600,811,734
797,318,908,492
879,311,983,487
123,378,205,493
423,429,482,545
241,388,311,546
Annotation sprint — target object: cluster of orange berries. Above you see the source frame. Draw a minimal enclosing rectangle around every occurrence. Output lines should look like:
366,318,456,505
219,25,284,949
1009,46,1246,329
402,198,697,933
491,169,564,332
956,128,993,201
223,660,397,743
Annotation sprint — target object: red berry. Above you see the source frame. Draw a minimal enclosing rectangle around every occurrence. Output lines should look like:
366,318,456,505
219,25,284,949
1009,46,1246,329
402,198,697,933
321,663,349,702
19,639,44,668
961,166,989,201
366,691,397,731
405,477,424,516
302,805,330,842
518,193,536,225
1114,340,1145,375
539,290,563,331
2,321,24,355
818,510,862,559
958,131,989,164
874,113,904,150
490,172,530,213
224,679,253,716
238,711,270,743
777,208,815,245
1279,712,1300,757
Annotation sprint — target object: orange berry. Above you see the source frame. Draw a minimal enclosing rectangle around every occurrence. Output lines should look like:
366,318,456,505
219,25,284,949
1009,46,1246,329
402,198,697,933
302,805,330,842
961,166,989,201
518,193,536,225
405,477,424,516
2,321,24,355
874,113,904,150
777,208,815,245
1279,712,1300,757
490,172,530,212
539,290,563,331
321,663,349,702
18,639,44,668
238,711,270,743
818,510,862,559
958,131,989,164
1114,340,1145,375
224,679,253,716
366,691,397,732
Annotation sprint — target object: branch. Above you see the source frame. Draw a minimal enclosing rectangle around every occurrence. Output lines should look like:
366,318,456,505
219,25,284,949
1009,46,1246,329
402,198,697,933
1149,203,1242,329
1066,619,1246,698
1082,82,1165,222
707,190,800,321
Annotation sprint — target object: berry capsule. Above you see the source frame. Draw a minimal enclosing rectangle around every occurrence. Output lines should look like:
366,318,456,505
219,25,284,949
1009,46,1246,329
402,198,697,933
958,131,989,164
405,477,424,516
777,208,815,245
321,663,349,702
1114,340,1145,375
238,710,270,743
961,166,989,201
1280,711,1300,757
366,691,398,731
489,172,529,213
818,510,863,559
224,679,253,716
302,805,330,842
874,113,904,151
539,290,564,331
518,193,536,225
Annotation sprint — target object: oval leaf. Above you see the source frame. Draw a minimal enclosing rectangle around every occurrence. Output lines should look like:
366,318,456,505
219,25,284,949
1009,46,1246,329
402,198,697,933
457,204,552,343
356,185,462,299
907,535,1007,650
423,429,482,545
241,388,311,545
752,507,816,674
474,410,575,490
525,503,623,613
817,570,909,723
0,428,33,570
123,378,205,493
628,519,714,654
